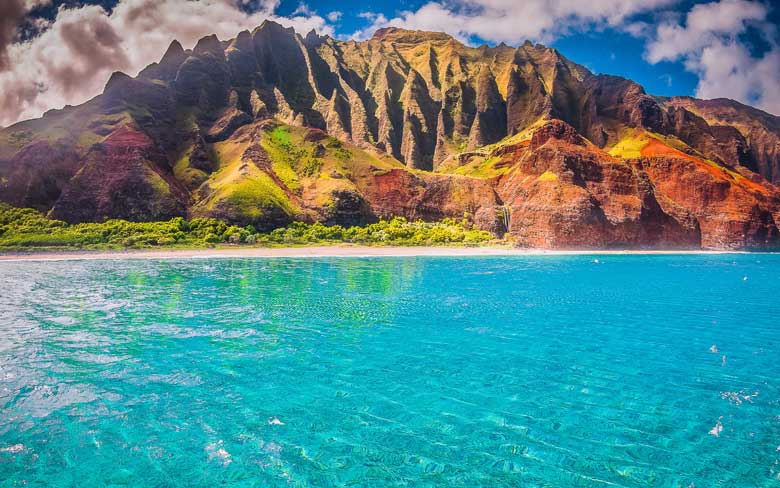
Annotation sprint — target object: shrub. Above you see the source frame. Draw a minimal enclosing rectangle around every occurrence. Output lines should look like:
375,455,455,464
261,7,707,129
203,233,222,243
0,202,495,250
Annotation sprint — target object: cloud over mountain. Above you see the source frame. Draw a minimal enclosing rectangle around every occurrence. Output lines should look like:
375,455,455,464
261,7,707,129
0,0,333,127
645,0,780,115
352,0,677,44
0,0,50,70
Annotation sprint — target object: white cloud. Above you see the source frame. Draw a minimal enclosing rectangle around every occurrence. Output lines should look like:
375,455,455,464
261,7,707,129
352,0,678,44
692,40,780,114
0,0,334,127
645,0,779,114
645,0,767,63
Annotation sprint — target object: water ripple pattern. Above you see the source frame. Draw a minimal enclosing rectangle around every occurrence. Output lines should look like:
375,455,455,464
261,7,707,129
1,255,779,486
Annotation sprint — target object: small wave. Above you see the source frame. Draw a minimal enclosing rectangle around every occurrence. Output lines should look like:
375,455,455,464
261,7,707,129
205,441,232,466
464,327,490,334
48,316,77,326
144,372,203,387
720,390,758,406
260,440,283,455
708,419,723,437
0,444,25,454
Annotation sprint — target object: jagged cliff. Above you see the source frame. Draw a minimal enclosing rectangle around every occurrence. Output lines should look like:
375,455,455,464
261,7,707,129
1,22,779,249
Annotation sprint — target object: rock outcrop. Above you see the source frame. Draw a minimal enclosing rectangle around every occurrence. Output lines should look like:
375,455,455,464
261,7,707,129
661,97,780,183
438,119,779,249
49,126,187,223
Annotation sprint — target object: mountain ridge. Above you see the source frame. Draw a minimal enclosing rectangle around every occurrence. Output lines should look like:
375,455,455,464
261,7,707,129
1,22,779,249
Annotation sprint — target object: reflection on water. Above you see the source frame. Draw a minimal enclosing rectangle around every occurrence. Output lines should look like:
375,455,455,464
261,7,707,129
1,255,780,486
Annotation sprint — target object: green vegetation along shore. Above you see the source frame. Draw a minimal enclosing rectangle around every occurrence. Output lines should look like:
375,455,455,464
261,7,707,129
0,204,495,251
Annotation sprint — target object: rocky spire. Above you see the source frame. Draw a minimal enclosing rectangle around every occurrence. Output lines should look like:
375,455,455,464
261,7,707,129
468,67,506,149
400,70,438,169
193,34,224,58
161,40,185,65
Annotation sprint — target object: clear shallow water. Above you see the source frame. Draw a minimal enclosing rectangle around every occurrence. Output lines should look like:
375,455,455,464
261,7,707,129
0,256,779,487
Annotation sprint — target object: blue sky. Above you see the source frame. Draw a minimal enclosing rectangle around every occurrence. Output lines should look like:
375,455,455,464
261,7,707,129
542,30,700,98
2,0,778,126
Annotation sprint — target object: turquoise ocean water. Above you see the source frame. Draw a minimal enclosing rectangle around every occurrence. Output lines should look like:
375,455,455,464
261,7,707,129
1,255,779,486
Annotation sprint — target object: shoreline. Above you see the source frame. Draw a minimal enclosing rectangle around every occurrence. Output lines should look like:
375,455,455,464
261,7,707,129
0,245,748,261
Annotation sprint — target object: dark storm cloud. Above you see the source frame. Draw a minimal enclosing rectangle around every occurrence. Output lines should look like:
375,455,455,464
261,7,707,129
52,10,130,96
0,0,26,70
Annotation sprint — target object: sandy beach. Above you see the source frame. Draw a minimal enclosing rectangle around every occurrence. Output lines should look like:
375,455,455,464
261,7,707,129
0,245,740,261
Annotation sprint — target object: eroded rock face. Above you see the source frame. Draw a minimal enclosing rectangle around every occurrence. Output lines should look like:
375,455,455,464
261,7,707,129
494,132,700,248
49,127,187,223
474,206,508,236
138,40,187,82
359,168,500,223
0,23,779,249
0,142,82,211
206,107,252,143
320,189,375,227
530,119,585,148
174,47,230,110
480,120,779,249
639,156,780,249
662,97,780,183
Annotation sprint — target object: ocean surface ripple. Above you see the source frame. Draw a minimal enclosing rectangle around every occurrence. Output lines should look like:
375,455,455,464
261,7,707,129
1,255,779,486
